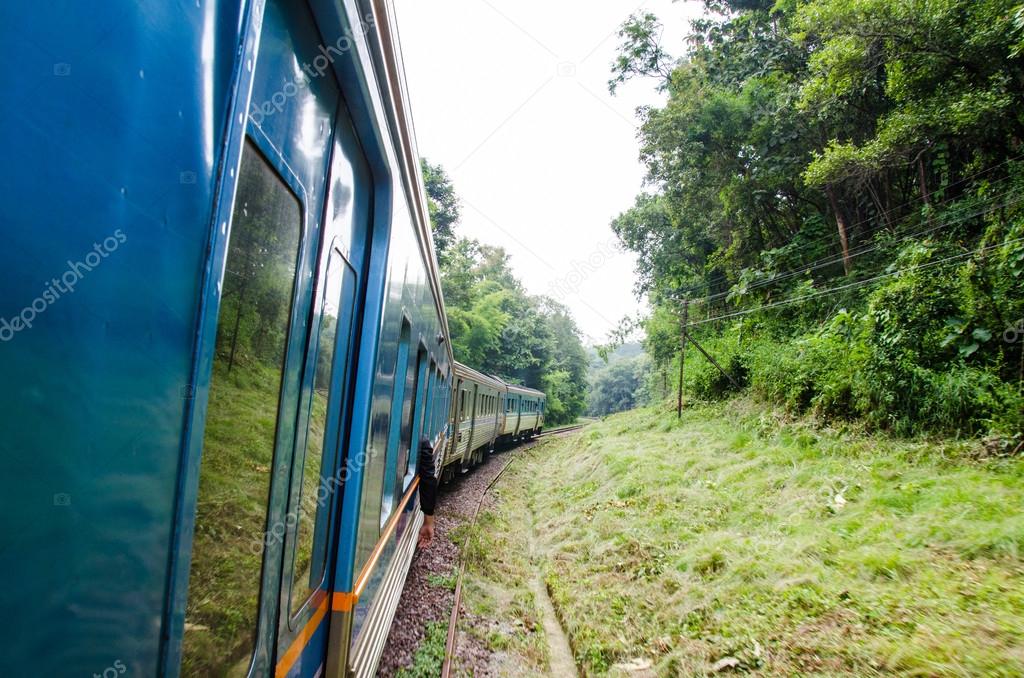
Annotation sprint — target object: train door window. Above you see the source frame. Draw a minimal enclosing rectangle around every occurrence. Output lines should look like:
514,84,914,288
435,369,444,433
382,321,414,524
183,141,302,675
288,249,356,618
398,347,428,494
422,360,436,440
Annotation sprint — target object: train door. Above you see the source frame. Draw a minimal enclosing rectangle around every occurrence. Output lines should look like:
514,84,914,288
177,0,374,675
452,378,464,460
468,384,479,461
514,395,522,438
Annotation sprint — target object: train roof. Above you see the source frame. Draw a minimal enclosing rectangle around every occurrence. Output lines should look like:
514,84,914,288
452,361,506,390
370,0,453,367
496,377,546,399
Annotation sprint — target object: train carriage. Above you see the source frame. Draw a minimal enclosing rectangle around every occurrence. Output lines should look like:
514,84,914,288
442,362,504,478
498,382,547,444
0,1,459,676
0,1,550,676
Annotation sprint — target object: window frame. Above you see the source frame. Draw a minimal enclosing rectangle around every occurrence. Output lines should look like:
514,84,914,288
183,135,310,675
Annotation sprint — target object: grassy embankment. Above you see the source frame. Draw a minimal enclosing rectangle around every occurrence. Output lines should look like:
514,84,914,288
460,400,1024,676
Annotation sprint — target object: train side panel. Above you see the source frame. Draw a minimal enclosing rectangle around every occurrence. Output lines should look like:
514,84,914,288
0,2,251,674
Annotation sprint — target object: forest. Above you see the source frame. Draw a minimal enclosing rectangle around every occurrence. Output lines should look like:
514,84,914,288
421,160,590,426
604,0,1024,439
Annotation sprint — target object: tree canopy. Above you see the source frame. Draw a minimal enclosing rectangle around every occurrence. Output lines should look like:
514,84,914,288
609,0,1024,435
421,158,460,262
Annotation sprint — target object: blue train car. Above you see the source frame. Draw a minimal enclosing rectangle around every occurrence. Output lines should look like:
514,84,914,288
498,382,547,445
443,362,505,477
438,365,547,481
0,1,453,676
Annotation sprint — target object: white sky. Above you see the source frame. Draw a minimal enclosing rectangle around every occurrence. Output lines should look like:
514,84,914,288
394,0,707,344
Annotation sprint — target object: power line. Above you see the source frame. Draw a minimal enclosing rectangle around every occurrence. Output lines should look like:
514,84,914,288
665,158,1023,301
686,235,1024,328
689,189,1024,306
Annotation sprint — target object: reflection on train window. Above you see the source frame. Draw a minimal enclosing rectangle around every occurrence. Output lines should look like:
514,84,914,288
183,141,302,677
434,369,444,433
423,361,436,440
382,321,413,524
290,250,355,617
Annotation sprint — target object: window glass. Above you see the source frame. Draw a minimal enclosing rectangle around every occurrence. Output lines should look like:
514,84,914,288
381,323,412,523
422,362,436,440
289,250,355,617
183,142,302,677
398,349,427,493
435,370,444,432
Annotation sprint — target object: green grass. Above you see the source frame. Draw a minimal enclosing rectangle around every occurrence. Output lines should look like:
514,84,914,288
427,568,460,591
467,399,1024,676
396,621,449,678
458,488,551,675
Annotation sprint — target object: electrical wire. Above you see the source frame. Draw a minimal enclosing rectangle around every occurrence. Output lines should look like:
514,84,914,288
664,155,1024,300
685,235,1024,328
688,189,1024,306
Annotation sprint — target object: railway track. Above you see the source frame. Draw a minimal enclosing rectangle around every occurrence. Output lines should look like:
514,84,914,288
535,423,584,438
440,423,584,677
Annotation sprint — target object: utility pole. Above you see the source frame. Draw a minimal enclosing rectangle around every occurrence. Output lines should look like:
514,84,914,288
677,299,688,418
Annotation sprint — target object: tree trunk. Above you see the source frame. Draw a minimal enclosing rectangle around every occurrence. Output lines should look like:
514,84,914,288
826,184,852,275
677,300,688,418
917,154,932,210
866,180,891,231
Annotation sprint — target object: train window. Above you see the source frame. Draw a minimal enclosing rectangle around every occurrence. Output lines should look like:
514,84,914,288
435,369,444,433
397,348,428,495
423,360,436,440
382,322,414,524
289,249,356,618
183,142,302,676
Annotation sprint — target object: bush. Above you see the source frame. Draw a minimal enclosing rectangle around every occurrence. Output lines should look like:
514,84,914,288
685,332,748,400
747,312,868,420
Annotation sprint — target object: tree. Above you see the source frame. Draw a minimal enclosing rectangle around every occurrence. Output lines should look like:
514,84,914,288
439,236,590,425
421,159,460,262
588,353,651,417
604,0,1024,434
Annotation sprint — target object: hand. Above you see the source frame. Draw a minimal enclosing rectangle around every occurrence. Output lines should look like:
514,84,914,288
418,514,435,549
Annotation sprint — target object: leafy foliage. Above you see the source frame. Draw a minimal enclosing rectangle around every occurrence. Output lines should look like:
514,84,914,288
608,0,1024,436
439,237,589,425
588,343,652,416
421,158,461,263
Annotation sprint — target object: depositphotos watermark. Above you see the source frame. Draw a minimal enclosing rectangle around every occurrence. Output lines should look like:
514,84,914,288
0,229,127,343
250,449,371,555
93,659,126,678
546,238,625,301
1004,319,1024,343
249,14,375,125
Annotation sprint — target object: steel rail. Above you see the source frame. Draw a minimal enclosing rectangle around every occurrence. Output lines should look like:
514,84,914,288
439,425,583,676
